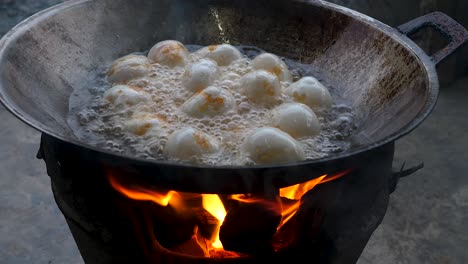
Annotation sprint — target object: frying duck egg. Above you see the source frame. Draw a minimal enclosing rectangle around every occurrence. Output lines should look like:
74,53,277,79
103,85,148,109
125,114,166,137
181,86,236,117
239,70,281,105
270,103,321,138
107,55,151,84
164,127,220,160
286,77,333,111
148,40,189,67
195,44,243,66
240,127,305,165
251,53,293,82
182,59,220,92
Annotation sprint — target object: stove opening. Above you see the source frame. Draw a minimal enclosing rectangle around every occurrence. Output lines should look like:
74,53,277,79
107,169,351,259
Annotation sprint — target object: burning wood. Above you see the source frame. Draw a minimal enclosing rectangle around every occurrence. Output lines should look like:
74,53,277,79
169,227,209,257
219,196,281,255
149,203,197,248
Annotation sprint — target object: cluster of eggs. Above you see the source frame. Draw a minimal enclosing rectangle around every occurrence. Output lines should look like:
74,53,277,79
103,40,333,165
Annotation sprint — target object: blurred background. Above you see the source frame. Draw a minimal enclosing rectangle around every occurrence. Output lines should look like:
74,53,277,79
0,0,466,263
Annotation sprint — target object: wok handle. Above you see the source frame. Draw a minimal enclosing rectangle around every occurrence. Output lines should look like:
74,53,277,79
397,11,468,65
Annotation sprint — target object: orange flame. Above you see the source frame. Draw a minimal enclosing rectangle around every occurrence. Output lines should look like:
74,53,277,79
277,175,327,229
280,175,327,200
201,194,226,249
320,170,351,184
277,171,352,229
108,175,184,210
229,171,351,231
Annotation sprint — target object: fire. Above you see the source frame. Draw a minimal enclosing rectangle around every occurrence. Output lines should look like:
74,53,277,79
107,169,351,257
278,174,327,230
276,171,352,229
320,170,351,184
201,194,226,249
229,171,352,231
280,175,326,200
108,175,184,209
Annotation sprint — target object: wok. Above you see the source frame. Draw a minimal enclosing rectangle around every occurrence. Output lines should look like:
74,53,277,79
0,0,467,194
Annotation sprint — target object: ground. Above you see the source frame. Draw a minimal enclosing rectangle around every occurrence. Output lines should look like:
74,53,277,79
0,1,467,263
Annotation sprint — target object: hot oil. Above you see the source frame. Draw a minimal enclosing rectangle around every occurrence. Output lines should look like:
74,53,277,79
67,45,357,166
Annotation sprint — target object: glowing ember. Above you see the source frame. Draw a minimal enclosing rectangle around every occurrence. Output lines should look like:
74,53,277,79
201,194,226,249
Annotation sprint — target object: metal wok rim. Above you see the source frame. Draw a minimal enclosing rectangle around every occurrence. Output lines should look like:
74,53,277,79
0,0,439,171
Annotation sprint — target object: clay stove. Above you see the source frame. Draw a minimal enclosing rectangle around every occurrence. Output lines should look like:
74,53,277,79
38,133,421,264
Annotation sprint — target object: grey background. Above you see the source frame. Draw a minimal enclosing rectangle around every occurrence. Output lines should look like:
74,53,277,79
0,0,467,263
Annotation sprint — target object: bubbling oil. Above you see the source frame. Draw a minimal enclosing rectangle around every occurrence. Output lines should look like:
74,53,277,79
67,45,357,166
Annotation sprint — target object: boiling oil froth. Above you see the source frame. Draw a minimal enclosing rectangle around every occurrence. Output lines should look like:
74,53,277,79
67,45,357,166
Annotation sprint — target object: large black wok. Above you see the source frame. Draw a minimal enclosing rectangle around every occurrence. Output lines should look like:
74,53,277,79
0,0,467,194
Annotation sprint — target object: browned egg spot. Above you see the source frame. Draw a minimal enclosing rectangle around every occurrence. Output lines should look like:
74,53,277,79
262,80,276,96
108,65,117,76
293,91,306,103
135,123,153,136
160,45,173,55
208,45,218,52
193,132,211,150
272,66,282,76
156,114,169,122
159,45,185,63
199,93,225,112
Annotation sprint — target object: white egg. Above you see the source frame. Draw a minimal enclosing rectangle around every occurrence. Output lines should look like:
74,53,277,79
164,128,220,160
195,44,243,66
182,59,220,92
103,85,148,109
181,86,236,117
251,53,292,82
240,127,305,165
107,55,151,84
147,40,189,67
125,114,166,137
239,70,281,105
286,77,333,110
270,103,321,138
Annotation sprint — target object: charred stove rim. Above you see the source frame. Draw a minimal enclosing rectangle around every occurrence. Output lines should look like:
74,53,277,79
0,0,438,173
